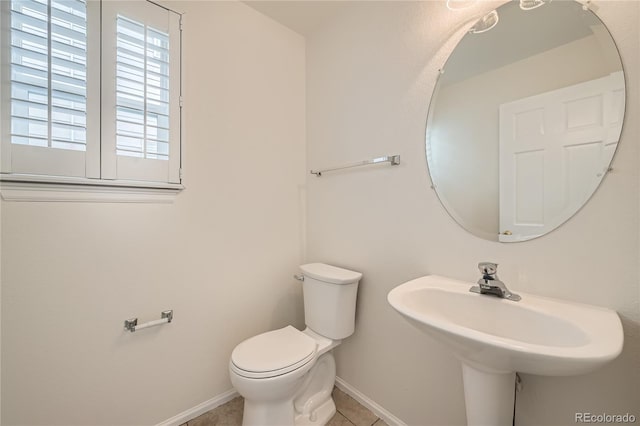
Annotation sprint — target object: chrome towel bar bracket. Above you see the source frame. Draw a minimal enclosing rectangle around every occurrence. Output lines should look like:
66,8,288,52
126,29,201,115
310,155,400,177
124,310,173,332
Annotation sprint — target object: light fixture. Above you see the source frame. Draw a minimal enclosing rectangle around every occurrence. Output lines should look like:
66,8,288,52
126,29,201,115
519,0,552,11
446,0,478,11
469,10,499,34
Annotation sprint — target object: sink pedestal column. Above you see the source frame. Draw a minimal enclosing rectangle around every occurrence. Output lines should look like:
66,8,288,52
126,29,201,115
461,363,515,426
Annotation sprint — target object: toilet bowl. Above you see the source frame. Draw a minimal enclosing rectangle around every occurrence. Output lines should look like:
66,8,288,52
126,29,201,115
230,326,340,425
229,263,362,426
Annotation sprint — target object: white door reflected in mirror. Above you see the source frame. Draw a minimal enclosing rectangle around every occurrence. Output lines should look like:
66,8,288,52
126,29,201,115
498,71,624,242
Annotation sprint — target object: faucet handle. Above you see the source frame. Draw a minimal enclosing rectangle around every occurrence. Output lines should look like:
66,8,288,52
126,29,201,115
478,262,498,276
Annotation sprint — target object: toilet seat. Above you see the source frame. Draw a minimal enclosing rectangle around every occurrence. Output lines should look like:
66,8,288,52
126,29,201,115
231,326,317,379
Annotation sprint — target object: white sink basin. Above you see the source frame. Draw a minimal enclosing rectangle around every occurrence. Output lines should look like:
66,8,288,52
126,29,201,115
388,275,624,425
387,275,623,376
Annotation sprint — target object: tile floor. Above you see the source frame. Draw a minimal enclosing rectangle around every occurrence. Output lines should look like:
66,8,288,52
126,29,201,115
183,387,389,426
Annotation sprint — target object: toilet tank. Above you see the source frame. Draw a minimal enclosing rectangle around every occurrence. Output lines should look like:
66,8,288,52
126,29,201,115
299,263,362,340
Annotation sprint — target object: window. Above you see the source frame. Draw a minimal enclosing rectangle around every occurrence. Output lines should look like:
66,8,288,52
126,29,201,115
0,0,182,190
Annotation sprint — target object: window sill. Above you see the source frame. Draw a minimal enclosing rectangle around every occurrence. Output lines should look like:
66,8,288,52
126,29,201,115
0,174,183,203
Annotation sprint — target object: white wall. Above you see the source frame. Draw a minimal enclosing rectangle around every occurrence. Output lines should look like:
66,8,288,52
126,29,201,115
306,1,639,425
0,1,306,424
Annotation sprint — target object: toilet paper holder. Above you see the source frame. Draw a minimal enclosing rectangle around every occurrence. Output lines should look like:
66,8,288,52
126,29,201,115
124,310,173,332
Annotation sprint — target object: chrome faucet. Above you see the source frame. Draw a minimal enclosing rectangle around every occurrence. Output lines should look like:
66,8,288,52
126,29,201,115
470,262,521,301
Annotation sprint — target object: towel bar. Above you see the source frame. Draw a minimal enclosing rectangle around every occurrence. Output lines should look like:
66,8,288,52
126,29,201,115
310,155,400,177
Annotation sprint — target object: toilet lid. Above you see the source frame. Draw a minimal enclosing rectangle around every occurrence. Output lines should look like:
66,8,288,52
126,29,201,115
231,326,317,378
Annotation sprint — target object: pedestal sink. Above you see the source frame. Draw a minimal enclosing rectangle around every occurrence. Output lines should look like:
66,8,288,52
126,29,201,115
387,275,623,426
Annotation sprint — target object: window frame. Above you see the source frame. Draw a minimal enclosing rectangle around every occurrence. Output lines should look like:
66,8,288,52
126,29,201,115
0,0,184,201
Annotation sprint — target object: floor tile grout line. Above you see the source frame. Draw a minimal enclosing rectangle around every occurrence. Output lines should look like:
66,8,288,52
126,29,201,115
336,407,360,426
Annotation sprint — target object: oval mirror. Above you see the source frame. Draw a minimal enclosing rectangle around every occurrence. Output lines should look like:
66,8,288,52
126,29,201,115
426,0,625,242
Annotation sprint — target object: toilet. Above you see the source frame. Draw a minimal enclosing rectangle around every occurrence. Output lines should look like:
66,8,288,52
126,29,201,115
229,263,362,426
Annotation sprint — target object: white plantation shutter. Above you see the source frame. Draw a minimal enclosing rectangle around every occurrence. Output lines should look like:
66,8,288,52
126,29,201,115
10,0,54,149
2,0,99,177
1,0,181,189
102,1,181,184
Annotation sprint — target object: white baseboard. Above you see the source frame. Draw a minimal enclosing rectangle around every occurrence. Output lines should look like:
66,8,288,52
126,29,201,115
156,388,239,426
335,377,407,426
